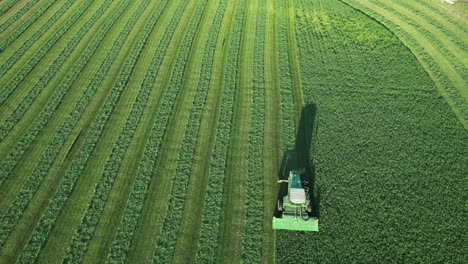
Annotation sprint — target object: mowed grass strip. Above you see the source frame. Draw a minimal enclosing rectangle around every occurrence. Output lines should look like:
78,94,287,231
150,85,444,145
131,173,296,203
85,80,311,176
0,0,76,108
0,0,134,261
262,0,281,263
0,0,122,238
172,1,239,262
61,2,170,263
215,0,256,262
397,0,468,47
0,0,96,135
0,0,82,76
380,0,467,75
123,1,212,262
286,0,305,123
80,1,187,262
33,0,161,262
425,0,467,27
241,0,266,262
195,1,246,262
0,0,45,36
343,0,467,129
0,0,72,53
0,0,120,212
0,0,23,19
276,0,295,150
152,1,222,262
105,1,202,261
0,1,118,251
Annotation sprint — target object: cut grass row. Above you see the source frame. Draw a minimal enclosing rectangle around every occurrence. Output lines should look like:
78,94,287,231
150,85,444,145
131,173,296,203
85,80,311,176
104,0,193,261
33,0,165,262
261,0,282,263
0,0,79,110
242,0,266,262
0,0,20,17
123,0,211,262
276,0,296,151
81,1,193,262
0,0,44,36
395,0,467,47
0,1,111,218
195,1,245,262
0,0,71,102
215,0,255,262
153,1,223,262
377,0,466,81
424,0,467,27
0,0,71,53
61,2,170,263
0,0,147,262
286,0,304,124
171,1,239,262
0,0,98,134
0,0,119,247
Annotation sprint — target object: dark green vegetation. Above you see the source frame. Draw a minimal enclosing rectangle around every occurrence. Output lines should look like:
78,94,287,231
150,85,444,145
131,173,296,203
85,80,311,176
344,0,468,130
0,0,466,263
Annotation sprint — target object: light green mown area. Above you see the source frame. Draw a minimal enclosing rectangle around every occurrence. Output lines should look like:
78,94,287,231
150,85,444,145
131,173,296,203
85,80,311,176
0,0,466,263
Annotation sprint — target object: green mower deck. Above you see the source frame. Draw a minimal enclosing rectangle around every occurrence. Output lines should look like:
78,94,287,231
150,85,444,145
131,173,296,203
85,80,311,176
273,216,319,232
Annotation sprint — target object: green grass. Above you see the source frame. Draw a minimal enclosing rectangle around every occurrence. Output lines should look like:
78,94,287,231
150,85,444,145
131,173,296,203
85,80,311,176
342,0,468,130
0,0,466,263
277,0,467,262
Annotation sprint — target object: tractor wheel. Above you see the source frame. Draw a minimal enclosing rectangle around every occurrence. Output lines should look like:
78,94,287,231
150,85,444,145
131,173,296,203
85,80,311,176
277,199,284,212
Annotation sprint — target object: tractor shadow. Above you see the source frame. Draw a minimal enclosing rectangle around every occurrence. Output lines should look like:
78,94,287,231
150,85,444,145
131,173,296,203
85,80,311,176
274,103,320,218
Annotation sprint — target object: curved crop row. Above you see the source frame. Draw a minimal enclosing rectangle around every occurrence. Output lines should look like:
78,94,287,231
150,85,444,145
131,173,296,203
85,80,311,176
0,1,97,140
341,0,467,129
0,0,43,35
152,1,223,262
241,0,265,262
61,1,170,262
10,0,150,262
0,0,111,189
371,0,466,82
195,1,246,263
413,0,467,30
104,1,200,261
392,0,466,47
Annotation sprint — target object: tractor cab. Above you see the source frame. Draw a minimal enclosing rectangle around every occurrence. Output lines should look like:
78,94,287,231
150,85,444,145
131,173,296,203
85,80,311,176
273,171,318,231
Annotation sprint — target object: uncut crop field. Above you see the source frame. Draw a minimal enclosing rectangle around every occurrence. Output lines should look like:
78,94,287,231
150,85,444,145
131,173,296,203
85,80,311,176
0,0,466,263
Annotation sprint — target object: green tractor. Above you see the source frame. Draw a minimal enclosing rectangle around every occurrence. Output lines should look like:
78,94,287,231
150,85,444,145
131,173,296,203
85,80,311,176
273,171,318,232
